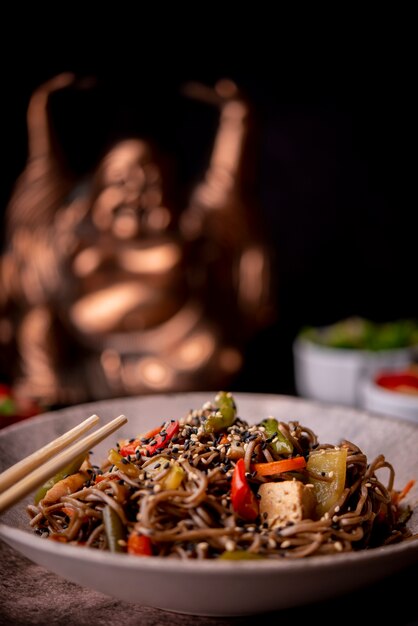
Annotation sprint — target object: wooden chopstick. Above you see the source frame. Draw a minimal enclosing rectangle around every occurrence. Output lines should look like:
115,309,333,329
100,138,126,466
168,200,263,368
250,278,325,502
0,414,128,514
0,414,100,494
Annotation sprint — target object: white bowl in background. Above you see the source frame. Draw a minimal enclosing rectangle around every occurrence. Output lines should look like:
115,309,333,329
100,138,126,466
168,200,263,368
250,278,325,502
360,370,418,424
293,336,417,407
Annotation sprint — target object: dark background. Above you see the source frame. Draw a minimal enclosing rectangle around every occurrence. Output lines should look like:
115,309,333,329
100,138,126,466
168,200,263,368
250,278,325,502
1,21,416,397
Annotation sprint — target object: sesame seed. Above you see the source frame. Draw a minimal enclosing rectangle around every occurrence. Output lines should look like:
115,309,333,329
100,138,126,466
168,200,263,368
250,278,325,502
334,541,343,552
153,484,162,493
281,540,291,548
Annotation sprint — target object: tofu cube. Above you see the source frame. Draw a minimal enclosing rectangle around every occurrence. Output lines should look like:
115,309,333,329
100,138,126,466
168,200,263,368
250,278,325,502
258,480,315,529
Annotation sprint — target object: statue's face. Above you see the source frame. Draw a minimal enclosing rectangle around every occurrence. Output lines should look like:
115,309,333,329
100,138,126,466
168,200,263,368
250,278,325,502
90,139,172,240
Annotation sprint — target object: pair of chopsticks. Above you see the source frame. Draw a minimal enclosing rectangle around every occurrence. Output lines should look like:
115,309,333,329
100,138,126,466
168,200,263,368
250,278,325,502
0,413,127,514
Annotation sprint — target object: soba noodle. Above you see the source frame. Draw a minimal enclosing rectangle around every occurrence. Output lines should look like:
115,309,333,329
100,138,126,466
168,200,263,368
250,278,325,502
27,393,415,559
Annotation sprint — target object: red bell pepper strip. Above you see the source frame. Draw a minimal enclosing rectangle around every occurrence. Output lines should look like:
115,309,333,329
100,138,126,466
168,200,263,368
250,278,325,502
127,532,153,556
95,474,119,484
119,426,162,457
145,420,180,455
119,421,179,457
231,458,259,521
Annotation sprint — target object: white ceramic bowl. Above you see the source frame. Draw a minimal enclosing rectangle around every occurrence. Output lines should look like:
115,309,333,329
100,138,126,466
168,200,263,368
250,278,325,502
293,336,417,407
0,393,417,616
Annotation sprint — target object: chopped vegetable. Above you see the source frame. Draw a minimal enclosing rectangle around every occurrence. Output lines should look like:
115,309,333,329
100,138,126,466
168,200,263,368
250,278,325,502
119,425,162,457
231,458,259,521
253,455,306,476
108,448,140,478
162,463,185,490
103,505,125,553
391,479,416,505
307,448,347,517
204,391,237,433
145,456,185,490
218,550,265,560
261,418,293,457
95,473,119,484
145,420,180,455
34,453,86,504
41,471,89,505
127,532,153,556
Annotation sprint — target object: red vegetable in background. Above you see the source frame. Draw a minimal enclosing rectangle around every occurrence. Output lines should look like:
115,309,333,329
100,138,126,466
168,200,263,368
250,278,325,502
231,458,259,521
0,383,42,429
376,370,418,395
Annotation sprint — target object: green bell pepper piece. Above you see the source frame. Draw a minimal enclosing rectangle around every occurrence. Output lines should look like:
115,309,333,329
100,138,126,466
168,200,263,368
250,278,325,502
103,505,126,553
219,550,265,560
261,418,293,457
204,391,237,434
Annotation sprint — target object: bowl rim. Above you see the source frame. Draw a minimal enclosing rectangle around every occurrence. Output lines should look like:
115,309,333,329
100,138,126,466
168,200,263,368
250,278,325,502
293,335,418,357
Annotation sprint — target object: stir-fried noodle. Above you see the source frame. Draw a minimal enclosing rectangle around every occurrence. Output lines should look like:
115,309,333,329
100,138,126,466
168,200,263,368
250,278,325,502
27,393,415,559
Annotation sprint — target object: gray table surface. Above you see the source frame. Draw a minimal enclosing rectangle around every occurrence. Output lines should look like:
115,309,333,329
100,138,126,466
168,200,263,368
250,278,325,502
1,539,417,626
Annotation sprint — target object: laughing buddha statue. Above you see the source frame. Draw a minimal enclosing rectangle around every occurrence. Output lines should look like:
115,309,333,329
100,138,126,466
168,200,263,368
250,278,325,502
0,73,275,406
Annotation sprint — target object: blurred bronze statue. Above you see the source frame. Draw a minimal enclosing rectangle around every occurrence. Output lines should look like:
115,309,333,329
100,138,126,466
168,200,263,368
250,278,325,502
0,73,275,406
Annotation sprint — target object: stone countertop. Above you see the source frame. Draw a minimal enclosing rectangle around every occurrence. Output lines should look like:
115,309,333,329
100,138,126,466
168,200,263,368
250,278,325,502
1,540,417,626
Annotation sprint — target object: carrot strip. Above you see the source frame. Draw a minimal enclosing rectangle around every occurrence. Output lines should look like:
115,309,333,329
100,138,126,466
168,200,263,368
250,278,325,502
392,479,416,505
253,456,307,476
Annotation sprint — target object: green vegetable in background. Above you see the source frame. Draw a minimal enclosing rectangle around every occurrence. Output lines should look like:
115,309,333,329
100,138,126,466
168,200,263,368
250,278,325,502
300,317,418,351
